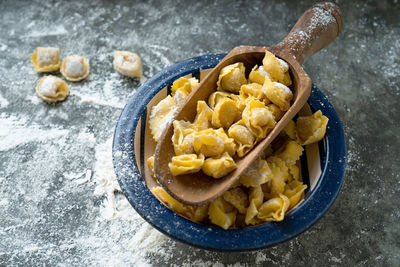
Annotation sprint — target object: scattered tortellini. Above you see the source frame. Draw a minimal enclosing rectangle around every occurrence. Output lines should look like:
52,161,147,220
147,49,329,229
35,75,69,103
60,55,90,81
113,51,143,79
31,47,61,72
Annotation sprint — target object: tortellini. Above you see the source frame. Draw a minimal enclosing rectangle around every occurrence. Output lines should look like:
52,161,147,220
192,101,213,131
147,50,329,229
262,50,291,86
248,65,271,85
31,47,61,72
263,78,293,111
192,129,224,157
245,185,264,225
239,157,271,187
113,51,143,78
202,152,236,179
257,194,290,222
211,98,240,129
296,110,329,145
172,120,195,155
60,55,90,81
169,154,205,176
171,77,199,105
149,95,178,142
35,75,69,103
217,62,247,93
240,83,270,105
228,120,256,157
242,99,276,138
223,187,249,214
208,197,237,229
148,109,328,229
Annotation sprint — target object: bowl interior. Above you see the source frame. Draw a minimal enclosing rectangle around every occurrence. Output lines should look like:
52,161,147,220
112,53,346,251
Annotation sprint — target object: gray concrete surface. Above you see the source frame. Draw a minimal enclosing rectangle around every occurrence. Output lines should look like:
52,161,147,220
0,0,399,266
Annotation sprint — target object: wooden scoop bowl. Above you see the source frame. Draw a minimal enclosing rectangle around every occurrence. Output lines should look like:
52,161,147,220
154,2,343,206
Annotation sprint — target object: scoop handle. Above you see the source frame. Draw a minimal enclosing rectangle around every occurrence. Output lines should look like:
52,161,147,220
274,2,343,65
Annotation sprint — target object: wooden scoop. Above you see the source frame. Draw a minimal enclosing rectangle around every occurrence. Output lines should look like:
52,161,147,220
154,2,343,206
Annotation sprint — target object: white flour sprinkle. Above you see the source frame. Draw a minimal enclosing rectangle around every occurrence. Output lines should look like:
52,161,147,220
0,43,8,51
23,25,68,38
0,92,9,108
0,114,68,151
65,57,84,76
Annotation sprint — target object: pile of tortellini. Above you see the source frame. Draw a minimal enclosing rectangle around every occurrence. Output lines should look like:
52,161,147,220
167,50,294,179
147,50,328,229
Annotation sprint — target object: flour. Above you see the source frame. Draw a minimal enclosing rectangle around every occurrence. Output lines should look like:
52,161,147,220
38,76,58,96
0,92,9,108
23,25,68,38
91,138,177,266
65,57,85,77
0,43,7,51
69,70,141,109
0,114,69,151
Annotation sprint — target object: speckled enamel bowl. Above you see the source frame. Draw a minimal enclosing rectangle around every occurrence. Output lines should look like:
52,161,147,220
112,53,346,251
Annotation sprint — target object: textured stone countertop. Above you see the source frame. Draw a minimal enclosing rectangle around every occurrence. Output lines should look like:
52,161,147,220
0,0,399,266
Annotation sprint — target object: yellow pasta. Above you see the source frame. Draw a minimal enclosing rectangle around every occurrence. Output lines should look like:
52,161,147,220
152,186,209,223
240,83,270,105
257,194,290,222
266,156,290,197
242,99,276,138
282,71,292,87
152,186,193,217
248,65,271,85
283,120,297,140
31,47,61,72
171,120,195,155
113,51,143,78
288,164,301,182
262,50,291,85
208,91,244,111
171,77,199,105
146,50,332,229
202,152,236,179
214,128,237,156
284,181,307,210
35,75,69,103
192,101,213,131
192,129,224,157
169,154,204,176
208,197,237,229
228,120,256,157
296,110,328,145
149,95,178,142
245,185,264,225
147,156,155,176
60,55,90,82
277,141,304,166
211,98,240,129
263,78,293,111
267,103,285,121
223,187,249,214
190,204,209,222
239,158,271,187
217,62,247,93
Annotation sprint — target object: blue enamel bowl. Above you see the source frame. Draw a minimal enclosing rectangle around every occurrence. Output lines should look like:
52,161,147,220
112,53,347,251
